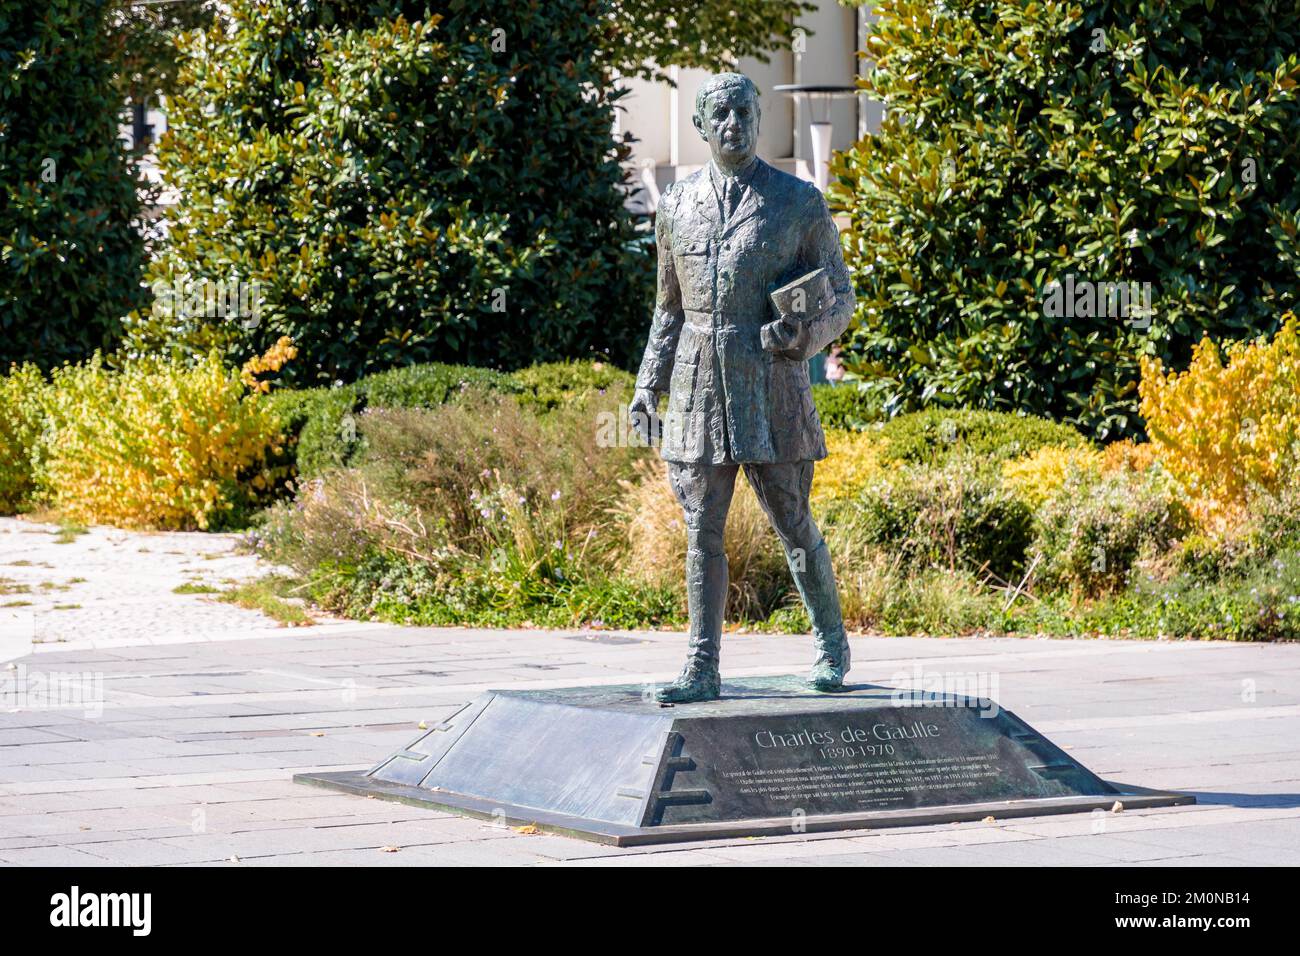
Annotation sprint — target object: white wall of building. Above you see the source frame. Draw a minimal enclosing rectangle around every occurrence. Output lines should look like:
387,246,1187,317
616,0,879,206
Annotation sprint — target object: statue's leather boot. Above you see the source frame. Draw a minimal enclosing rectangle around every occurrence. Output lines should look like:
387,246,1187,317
657,549,726,703
809,635,851,692
789,540,851,692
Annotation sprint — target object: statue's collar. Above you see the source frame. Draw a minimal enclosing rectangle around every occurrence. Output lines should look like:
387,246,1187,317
709,156,759,189
696,159,767,235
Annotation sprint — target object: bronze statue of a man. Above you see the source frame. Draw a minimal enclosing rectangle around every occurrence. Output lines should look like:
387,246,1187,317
629,72,855,703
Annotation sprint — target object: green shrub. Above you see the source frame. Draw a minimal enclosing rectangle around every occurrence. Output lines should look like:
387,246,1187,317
811,383,883,431
1033,470,1191,596
360,362,515,411
1,0,148,367
270,363,517,477
871,409,1089,468
1244,485,1300,563
286,387,364,479
1174,484,1300,582
253,385,654,626
129,0,652,383
833,0,1300,439
270,359,639,477
1008,549,1300,641
767,563,1003,637
0,363,49,512
512,360,635,414
261,385,332,487
828,457,1034,582
310,549,684,630
1137,552,1300,641
262,386,331,446
248,369,1297,640
1174,533,1252,583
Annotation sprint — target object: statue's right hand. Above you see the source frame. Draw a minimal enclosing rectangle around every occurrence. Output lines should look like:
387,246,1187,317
628,388,661,446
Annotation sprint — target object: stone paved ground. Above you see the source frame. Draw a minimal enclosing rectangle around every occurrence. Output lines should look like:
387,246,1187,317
1,517,1298,866
3,627,1298,866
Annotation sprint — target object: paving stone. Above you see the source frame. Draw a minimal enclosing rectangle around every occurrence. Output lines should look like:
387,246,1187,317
76,838,211,866
0,844,116,866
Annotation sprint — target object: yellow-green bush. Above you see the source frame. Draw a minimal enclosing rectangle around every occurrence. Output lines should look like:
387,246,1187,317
1001,446,1104,508
0,363,50,513
811,430,883,508
40,352,287,530
1140,314,1300,529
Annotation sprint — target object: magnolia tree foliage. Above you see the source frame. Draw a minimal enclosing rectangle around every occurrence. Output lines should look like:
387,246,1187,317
131,0,653,384
0,0,148,368
108,0,216,106
603,0,815,82
832,0,1300,439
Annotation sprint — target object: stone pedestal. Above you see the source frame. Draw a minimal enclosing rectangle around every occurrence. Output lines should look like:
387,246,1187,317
296,677,1191,845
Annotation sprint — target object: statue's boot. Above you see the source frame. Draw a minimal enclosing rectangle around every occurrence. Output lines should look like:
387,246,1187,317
656,549,726,703
789,540,851,692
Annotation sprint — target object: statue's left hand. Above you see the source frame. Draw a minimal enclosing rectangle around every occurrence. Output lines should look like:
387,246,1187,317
628,387,661,446
760,317,811,359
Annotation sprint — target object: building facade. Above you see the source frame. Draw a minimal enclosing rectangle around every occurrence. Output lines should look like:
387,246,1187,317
616,2,880,212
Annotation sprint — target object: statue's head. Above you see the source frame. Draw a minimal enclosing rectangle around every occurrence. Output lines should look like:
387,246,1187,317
693,72,760,168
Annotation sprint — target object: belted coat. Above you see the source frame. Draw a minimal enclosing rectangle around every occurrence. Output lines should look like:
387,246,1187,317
636,158,855,464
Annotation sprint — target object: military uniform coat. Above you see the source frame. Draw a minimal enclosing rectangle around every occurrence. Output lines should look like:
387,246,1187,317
636,158,855,464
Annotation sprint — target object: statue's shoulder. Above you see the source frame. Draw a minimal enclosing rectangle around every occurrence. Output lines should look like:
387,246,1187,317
759,162,819,201
661,169,705,216
754,164,821,225
658,172,708,243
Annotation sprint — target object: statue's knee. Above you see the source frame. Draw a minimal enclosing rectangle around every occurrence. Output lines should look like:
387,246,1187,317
773,512,820,553
786,529,827,564
687,528,725,556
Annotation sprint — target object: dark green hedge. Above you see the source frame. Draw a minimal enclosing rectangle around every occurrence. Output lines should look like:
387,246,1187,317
871,408,1089,467
0,0,147,368
810,383,883,431
269,362,1091,480
512,360,635,414
836,460,1036,581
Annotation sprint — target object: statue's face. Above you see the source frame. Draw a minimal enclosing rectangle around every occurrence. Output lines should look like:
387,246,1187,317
694,86,759,166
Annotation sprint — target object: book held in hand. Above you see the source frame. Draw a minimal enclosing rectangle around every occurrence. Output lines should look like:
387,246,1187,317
769,268,833,323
